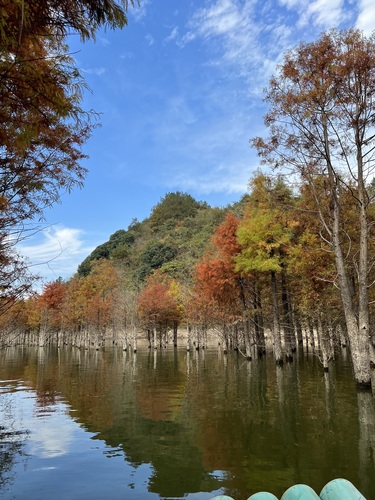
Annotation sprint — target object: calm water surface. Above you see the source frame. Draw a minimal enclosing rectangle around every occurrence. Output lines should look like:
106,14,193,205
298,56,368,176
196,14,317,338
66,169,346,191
0,346,374,499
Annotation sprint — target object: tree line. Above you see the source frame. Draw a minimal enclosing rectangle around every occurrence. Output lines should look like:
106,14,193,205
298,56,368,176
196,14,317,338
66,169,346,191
1,174,375,389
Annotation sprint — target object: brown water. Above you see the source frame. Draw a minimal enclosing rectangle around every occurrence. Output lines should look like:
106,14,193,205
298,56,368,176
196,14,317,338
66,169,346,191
0,345,374,499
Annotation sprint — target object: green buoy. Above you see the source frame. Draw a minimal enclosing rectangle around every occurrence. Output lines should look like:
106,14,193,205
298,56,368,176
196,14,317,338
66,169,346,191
247,492,279,499
320,478,366,500
281,484,320,499
209,478,366,500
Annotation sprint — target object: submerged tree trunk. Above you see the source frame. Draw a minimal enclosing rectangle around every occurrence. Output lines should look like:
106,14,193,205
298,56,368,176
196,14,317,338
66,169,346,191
237,276,252,358
253,281,265,356
271,270,283,365
39,311,49,347
132,326,137,353
186,324,191,351
328,158,371,387
317,314,332,372
173,321,178,347
244,325,252,360
280,266,294,360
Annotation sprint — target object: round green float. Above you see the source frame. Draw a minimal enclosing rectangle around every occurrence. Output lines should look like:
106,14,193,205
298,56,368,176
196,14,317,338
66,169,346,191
320,478,366,500
247,492,279,500
280,484,320,500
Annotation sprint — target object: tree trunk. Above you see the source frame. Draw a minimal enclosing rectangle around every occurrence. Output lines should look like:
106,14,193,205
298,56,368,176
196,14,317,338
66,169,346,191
244,327,252,360
173,321,178,347
317,314,332,372
330,194,370,385
324,114,371,388
186,324,191,351
254,281,265,355
271,270,283,365
132,326,137,353
280,266,294,360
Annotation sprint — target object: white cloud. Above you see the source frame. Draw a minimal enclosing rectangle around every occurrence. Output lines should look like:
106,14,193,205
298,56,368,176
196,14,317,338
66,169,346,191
278,0,301,7
180,0,283,93
82,67,107,76
279,0,351,29
148,86,262,196
165,159,252,195
0,390,77,459
145,33,155,46
28,411,76,458
164,26,179,44
178,0,355,99
179,31,196,47
356,0,375,34
195,0,243,37
119,50,134,60
18,226,95,282
189,0,254,46
130,0,151,22
97,35,111,47
166,95,198,126
298,0,345,28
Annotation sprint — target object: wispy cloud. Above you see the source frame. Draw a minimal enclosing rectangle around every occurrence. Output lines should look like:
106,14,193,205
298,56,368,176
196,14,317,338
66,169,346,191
130,0,152,22
192,0,245,37
356,0,375,34
179,0,355,92
145,33,155,46
296,0,347,29
119,50,134,60
82,67,107,76
150,0,360,199
97,35,111,47
179,0,282,93
164,158,253,196
144,85,261,197
164,26,179,44
278,0,348,28
18,226,96,282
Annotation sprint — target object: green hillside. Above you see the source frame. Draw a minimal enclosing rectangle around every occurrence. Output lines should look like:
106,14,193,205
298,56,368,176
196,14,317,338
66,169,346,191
77,192,246,284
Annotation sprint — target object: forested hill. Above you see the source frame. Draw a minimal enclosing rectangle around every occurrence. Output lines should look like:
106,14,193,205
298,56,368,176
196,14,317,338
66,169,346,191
77,191,245,283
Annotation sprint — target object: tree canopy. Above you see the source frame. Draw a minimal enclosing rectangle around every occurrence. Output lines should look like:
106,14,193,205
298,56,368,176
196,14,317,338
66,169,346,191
0,0,133,303
253,28,375,386
149,192,206,230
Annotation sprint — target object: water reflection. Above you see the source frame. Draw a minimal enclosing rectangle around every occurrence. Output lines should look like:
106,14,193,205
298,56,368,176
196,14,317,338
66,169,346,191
0,385,30,491
0,384,76,461
358,391,375,496
0,346,374,499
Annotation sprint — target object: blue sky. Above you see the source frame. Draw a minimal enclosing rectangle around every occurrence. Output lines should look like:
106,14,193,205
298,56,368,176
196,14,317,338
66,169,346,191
19,0,375,284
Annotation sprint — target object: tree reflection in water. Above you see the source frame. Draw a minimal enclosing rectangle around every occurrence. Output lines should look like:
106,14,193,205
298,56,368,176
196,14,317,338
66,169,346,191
0,387,30,492
357,391,375,496
0,346,374,500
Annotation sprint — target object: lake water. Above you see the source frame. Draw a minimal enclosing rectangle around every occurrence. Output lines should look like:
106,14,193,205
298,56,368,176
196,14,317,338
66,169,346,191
0,345,374,499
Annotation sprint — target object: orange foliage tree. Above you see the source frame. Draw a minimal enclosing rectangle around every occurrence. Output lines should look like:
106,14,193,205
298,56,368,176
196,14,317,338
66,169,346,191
62,261,121,347
32,280,67,345
137,274,182,347
193,213,258,356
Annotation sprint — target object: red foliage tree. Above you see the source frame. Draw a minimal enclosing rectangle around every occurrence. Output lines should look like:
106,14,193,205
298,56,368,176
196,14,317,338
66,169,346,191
194,213,245,319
